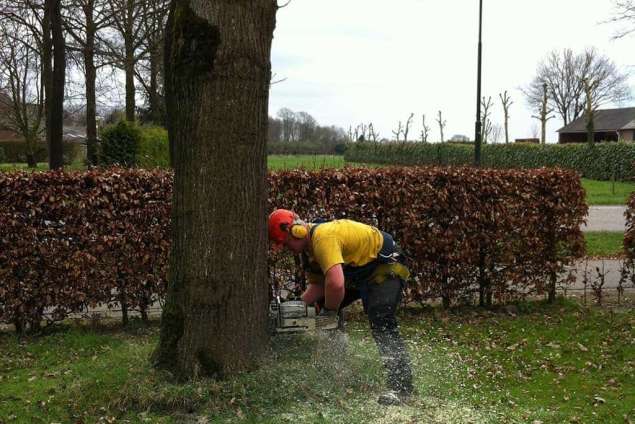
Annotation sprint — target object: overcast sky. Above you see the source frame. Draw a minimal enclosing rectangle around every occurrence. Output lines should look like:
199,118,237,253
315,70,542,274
269,0,635,143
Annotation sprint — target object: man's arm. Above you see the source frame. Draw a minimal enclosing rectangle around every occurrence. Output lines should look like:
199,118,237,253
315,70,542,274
301,282,324,305
323,264,345,310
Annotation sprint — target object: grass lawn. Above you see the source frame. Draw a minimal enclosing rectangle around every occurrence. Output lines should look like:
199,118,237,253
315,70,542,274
585,232,625,257
1,300,633,423
267,155,345,171
582,178,635,206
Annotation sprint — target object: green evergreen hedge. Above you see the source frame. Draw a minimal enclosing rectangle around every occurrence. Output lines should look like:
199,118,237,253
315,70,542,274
345,142,635,181
0,140,84,164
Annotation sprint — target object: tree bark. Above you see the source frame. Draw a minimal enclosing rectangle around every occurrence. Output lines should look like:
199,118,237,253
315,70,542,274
153,0,276,380
85,13,99,165
48,0,65,169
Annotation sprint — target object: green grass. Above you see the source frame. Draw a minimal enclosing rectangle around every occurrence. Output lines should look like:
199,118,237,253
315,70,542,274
267,154,345,171
582,178,635,205
585,232,625,257
1,300,633,423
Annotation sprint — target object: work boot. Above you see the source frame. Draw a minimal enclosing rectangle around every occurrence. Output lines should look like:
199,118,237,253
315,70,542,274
377,389,411,406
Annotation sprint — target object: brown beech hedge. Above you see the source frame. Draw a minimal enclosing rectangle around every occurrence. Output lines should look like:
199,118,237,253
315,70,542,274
1,167,587,332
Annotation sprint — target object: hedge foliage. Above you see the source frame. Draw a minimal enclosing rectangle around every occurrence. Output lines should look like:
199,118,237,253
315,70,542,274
624,193,635,264
137,126,169,168
269,167,587,307
0,140,84,165
0,169,171,333
344,141,635,181
100,121,141,166
0,166,587,332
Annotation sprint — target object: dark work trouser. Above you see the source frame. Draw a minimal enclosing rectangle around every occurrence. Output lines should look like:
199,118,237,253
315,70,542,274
339,278,414,394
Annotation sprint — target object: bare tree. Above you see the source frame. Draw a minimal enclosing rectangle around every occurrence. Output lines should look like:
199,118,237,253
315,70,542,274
436,110,446,142
154,0,277,379
0,19,45,167
583,77,600,145
609,0,635,38
133,0,169,124
368,122,379,142
102,0,160,121
531,82,554,144
499,91,513,144
490,124,503,144
62,0,117,164
524,48,631,126
392,121,403,142
480,96,493,144
420,114,430,143
402,112,414,142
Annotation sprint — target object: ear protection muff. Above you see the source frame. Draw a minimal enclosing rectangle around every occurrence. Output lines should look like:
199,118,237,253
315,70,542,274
281,216,308,239
290,222,308,239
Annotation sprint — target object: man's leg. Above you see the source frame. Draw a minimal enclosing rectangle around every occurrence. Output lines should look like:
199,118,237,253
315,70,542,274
366,278,413,399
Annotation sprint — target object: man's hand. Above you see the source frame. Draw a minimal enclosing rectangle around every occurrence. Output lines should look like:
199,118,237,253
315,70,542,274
315,308,339,331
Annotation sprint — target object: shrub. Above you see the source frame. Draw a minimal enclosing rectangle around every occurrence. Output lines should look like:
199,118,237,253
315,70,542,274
345,141,635,181
0,146,5,163
0,166,586,332
137,126,170,168
100,121,141,166
0,140,84,165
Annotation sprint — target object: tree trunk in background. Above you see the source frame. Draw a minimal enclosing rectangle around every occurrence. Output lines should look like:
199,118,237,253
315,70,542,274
42,2,52,163
153,0,276,380
85,17,98,165
125,41,135,121
48,0,65,169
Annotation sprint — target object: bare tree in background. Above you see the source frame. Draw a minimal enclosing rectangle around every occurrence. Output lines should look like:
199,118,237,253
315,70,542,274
499,91,513,144
62,0,116,165
583,77,600,145
524,48,630,126
609,0,635,38
420,114,430,143
490,124,503,144
531,82,554,145
102,0,160,121
392,121,403,142
436,110,446,142
368,123,379,142
480,96,493,144
402,112,414,142
134,0,169,124
0,19,45,167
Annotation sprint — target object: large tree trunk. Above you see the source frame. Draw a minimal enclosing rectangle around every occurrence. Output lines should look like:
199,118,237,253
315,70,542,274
153,0,276,380
48,0,65,169
42,2,52,161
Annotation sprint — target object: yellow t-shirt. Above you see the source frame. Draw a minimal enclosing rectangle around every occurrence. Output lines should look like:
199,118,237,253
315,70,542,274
309,220,383,274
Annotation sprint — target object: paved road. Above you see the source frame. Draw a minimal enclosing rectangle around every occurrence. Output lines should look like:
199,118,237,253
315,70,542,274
582,206,627,232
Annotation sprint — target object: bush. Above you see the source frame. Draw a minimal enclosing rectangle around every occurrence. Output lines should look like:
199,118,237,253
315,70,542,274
137,126,169,168
100,121,141,166
0,166,587,332
345,141,635,181
0,140,84,165
0,146,5,163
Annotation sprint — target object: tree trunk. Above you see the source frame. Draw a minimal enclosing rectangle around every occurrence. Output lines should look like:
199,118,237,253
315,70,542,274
48,0,65,169
153,0,276,380
42,1,52,160
85,22,98,165
125,38,135,122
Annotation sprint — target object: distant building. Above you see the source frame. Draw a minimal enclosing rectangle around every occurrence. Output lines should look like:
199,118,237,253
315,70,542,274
557,107,635,143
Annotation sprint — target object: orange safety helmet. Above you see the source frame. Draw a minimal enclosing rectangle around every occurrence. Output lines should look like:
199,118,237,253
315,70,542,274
268,209,295,245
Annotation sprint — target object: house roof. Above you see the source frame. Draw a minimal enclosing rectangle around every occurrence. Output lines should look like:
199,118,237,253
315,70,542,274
557,107,635,133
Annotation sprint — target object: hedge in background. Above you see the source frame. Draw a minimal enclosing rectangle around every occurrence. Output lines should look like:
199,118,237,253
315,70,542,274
100,121,141,166
0,140,84,165
0,166,586,333
137,126,169,168
345,141,635,181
